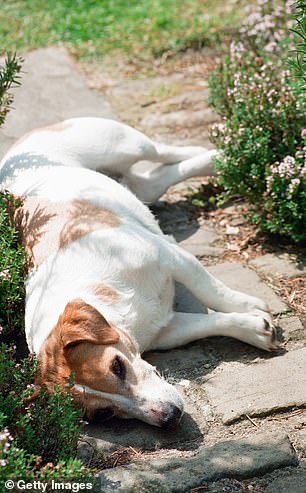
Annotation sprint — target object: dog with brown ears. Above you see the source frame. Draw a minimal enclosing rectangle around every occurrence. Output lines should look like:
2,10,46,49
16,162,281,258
0,117,278,428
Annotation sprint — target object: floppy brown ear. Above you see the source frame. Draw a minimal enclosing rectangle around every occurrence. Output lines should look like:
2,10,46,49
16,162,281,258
59,298,119,349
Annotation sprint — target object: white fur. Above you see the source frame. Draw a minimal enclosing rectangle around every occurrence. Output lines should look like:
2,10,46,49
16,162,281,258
0,117,277,425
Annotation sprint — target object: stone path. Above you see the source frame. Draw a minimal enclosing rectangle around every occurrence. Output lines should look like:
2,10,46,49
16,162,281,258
1,48,305,493
97,432,297,492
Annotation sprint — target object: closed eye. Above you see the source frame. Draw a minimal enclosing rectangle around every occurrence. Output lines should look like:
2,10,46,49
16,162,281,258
111,356,126,381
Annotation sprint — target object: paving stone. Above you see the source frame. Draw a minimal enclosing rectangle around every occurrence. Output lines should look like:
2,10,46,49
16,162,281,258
205,347,306,424
141,108,219,129
156,89,209,112
266,472,306,493
146,343,209,376
95,432,297,492
175,282,208,314
0,47,115,159
177,226,224,257
279,316,305,334
207,263,288,314
107,73,185,102
278,316,305,344
250,253,306,279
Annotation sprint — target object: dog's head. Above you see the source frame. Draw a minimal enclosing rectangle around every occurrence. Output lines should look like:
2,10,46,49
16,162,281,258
35,299,184,428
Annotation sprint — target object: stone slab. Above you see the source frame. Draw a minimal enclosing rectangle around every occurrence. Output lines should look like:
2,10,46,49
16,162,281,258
279,316,305,344
177,226,224,257
250,253,306,279
95,432,296,492
141,108,219,129
175,282,207,314
157,89,210,112
205,347,306,424
0,47,115,159
146,344,210,377
266,473,306,493
207,263,288,314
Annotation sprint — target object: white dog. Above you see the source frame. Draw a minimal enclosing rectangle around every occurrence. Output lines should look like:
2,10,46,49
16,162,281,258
0,117,277,428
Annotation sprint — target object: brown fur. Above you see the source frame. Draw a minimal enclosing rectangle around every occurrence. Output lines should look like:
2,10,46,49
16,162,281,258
60,200,120,247
36,299,119,391
15,198,120,268
35,299,138,420
92,284,119,304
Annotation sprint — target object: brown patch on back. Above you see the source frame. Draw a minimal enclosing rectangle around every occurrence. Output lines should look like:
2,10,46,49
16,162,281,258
15,197,120,268
92,284,119,304
60,200,120,248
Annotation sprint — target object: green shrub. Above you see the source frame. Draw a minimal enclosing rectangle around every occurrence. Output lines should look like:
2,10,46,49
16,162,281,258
263,141,306,241
0,199,93,488
288,0,306,84
0,53,22,127
0,432,92,485
208,0,306,242
0,55,94,488
0,193,27,337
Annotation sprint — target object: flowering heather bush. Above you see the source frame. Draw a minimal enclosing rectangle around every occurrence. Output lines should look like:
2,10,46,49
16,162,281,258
0,343,91,485
263,141,306,241
0,341,91,486
208,0,306,242
0,414,91,485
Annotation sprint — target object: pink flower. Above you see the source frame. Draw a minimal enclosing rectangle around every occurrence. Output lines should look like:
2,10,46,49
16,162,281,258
0,269,11,280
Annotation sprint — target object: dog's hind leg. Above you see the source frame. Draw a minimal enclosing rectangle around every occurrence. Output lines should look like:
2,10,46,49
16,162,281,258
150,312,278,352
123,150,218,203
164,242,271,315
152,142,212,164
159,243,278,350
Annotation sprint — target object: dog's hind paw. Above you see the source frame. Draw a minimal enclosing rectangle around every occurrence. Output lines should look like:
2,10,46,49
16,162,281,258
255,318,279,352
233,311,280,352
254,313,279,351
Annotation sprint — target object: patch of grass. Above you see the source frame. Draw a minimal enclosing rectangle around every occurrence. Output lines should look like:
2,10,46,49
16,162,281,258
0,0,245,61
147,82,181,102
